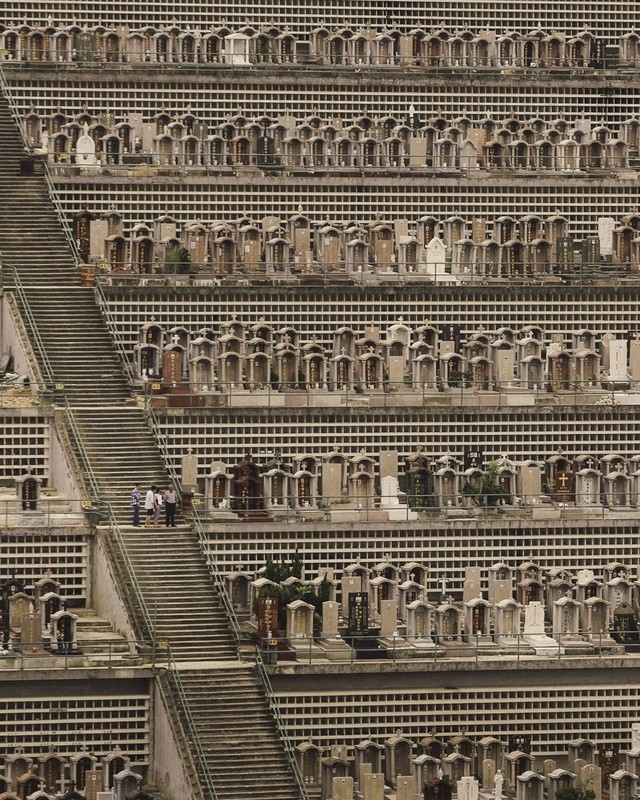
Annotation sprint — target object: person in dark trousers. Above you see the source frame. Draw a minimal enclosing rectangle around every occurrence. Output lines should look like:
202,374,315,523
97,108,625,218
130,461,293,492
144,485,156,528
164,484,177,527
131,483,141,526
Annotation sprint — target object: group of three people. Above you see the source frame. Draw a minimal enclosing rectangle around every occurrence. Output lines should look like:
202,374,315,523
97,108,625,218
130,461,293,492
130,483,177,527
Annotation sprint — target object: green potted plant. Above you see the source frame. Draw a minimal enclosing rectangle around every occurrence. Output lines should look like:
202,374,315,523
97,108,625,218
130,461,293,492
164,244,191,283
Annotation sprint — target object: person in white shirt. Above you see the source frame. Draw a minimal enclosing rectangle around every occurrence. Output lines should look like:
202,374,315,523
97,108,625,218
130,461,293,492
144,485,155,528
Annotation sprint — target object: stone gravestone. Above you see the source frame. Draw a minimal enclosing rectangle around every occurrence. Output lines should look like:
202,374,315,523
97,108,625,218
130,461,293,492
463,579,481,604
482,758,496,792
333,776,354,800
380,450,398,482
581,764,602,800
341,577,361,616
359,762,372,787
163,350,184,388
380,599,398,637
598,747,619,794
632,723,640,750
630,335,640,386
520,464,542,505
472,217,486,243
458,775,480,800
397,775,414,800
362,772,385,800
597,217,616,257
258,597,279,637
543,759,556,775
348,592,369,634
491,580,513,604
76,126,97,165
601,332,616,371
322,601,339,638
572,759,587,785
465,566,482,584
523,602,545,633
607,340,628,384
425,238,448,282
323,461,343,506
84,770,102,800
380,474,400,506
181,451,199,491
380,473,418,521
409,137,427,167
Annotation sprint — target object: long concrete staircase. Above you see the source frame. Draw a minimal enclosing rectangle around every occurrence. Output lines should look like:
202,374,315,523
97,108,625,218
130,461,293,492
0,88,303,800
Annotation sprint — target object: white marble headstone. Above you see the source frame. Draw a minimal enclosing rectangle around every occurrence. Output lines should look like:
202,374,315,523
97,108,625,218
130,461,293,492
380,474,401,507
458,775,480,800
76,131,97,165
524,601,546,633
597,217,616,256
608,340,628,382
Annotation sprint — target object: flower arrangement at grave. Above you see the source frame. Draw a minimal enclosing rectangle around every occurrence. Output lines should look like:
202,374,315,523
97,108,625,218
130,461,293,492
253,553,332,633
461,460,509,507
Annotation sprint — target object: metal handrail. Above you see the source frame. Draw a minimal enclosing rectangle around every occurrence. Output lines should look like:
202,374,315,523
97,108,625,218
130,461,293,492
42,163,82,268
164,645,219,800
254,647,310,800
0,62,30,152
142,407,304,796
190,507,241,643
101,501,155,642
94,277,136,383
145,402,182,489
133,407,301,798
100,503,217,800
10,269,56,385
144,401,242,641
59,398,101,504
0,50,631,72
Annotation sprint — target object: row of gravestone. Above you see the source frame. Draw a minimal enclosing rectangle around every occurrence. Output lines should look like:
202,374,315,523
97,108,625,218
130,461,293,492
0,570,79,654
0,745,148,800
297,732,637,800
243,560,640,660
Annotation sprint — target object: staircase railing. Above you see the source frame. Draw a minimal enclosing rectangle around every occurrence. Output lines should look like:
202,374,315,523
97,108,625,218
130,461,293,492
94,278,136,383
102,501,155,639
59,398,101,504
254,647,310,800
0,63,81,269
164,645,219,800
100,508,218,800
4,291,49,395
145,402,183,489
0,63,30,153
42,164,82,267
10,269,56,385
190,507,241,643
143,372,304,799
144,403,241,642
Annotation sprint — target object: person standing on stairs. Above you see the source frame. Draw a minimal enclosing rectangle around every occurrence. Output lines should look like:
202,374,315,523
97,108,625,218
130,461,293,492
131,483,141,527
153,486,163,528
144,484,156,528
164,484,177,527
